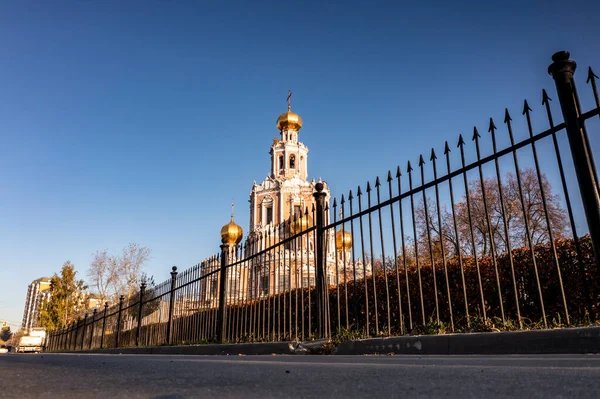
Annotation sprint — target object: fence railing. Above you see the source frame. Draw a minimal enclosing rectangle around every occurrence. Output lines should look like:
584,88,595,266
46,50,600,351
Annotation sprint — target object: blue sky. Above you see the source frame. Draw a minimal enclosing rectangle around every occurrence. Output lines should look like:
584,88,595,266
1,0,599,329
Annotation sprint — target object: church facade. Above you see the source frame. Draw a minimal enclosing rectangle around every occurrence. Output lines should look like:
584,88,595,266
207,94,371,305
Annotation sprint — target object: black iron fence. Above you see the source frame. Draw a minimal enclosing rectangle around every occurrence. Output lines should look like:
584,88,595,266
46,51,600,351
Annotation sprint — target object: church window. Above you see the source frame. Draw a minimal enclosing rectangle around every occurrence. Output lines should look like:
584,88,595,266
277,268,290,292
294,205,301,217
302,276,316,288
265,206,273,225
210,279,218,298
289,155,296,169
260,275,270,295
278,155,284,170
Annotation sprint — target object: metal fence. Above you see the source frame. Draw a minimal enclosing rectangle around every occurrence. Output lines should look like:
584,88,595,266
46,50,600,351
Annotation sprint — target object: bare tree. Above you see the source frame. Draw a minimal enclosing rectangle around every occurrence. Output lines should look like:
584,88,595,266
87,243,152,304
415,168,568,261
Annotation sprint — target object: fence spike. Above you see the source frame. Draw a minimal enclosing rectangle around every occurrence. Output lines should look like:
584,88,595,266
387,170,393,182
542,88,552,105
396,165,402,177
488,117,497,133
407,160,413,172
341,193,345,205
587,66,599,84
457,133,465,148
348,189,353,200
332,197,337,208
366,181,372,192
418,154,425,166
472,126,481,141
522,99,533,115
504,108,512,123
375,176,381,187
357,185,362,196
444,141,451,154
430,147,437,161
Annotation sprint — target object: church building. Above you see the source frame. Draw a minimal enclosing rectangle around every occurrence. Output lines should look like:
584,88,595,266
212,93,370,303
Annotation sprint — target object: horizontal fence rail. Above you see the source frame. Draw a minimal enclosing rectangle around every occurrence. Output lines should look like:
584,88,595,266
46,51,600,351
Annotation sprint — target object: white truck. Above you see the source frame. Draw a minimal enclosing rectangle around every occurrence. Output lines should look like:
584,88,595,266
17,328,46,353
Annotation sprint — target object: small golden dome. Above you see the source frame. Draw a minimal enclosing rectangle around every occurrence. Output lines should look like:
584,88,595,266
335,228,352,251
289,215,312,235
276,110,302,131
221,201,243,245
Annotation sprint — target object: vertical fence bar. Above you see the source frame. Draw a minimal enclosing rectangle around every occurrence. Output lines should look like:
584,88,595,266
217,245,229,343
90,309,97,349
166,266,178,345
115,295,124,348
136,281,146,347
549,51,600,264
100,302,108,349
313,182,327,338
81,315,87,350
74,317,81,351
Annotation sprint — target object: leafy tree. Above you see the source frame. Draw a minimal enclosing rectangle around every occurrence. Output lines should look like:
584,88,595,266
38,261,88,330
87,243,152,304
0,326,12,342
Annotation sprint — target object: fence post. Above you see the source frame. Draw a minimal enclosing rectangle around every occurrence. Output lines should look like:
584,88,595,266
67,324,70,350
115,295,124,348
100,302,108,349
73,318,81,350
67,324,72,350
216,245,229,343
313,181,328,338
166,266,178,345
136,281,146,347
549,51,600,263
80,313,87,350
90,308,97,350
71,322,76,350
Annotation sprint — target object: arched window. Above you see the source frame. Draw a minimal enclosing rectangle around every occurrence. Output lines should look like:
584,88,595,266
278,155,284,170
277,266,290,292
289,155,296,169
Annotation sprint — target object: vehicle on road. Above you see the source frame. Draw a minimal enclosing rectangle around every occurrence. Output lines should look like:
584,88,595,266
17,328,46,353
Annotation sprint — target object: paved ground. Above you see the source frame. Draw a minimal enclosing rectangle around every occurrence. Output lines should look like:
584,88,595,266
1,353,600,398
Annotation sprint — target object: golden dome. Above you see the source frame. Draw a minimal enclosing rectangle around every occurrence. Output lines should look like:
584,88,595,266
289,215,312,235
221,218,243,245
220,201,243,245
276,110,303,131
335,228,352,251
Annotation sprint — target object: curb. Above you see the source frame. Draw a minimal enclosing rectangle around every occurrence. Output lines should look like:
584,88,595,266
49,327,600,356
333,326,600,355
53,340,326,356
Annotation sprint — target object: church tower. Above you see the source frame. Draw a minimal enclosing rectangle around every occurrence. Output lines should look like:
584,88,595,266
248,91,330,244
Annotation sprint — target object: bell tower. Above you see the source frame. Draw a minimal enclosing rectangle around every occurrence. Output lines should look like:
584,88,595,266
248,91,330,239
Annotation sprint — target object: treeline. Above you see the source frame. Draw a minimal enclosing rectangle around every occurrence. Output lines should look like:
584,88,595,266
38,243,152,331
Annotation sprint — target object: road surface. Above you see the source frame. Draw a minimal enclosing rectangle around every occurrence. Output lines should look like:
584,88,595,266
1,353,599,398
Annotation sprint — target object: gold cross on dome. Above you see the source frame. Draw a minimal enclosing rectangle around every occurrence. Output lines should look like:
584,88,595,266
286,90,292,111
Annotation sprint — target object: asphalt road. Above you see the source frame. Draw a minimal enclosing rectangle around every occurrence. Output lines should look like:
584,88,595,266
1,353,600,398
